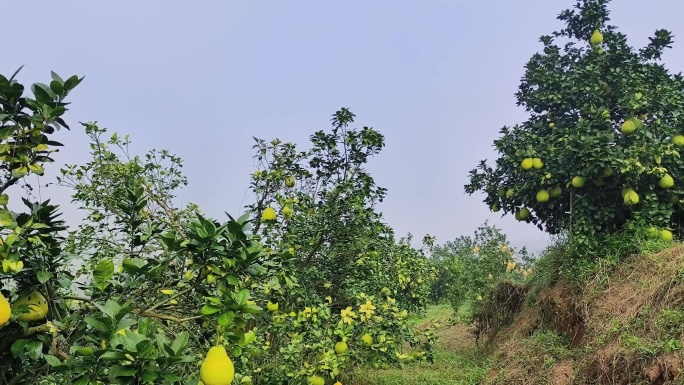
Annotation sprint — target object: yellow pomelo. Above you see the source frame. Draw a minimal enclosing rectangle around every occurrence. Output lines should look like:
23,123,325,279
521,158,533,170
517,208,530,220
308,375,325,385
660,229,673,241
282,205,293,218
549,186,562,198
646,227,659,238
497,188,506,198
603,167,613,177
0,292,10,326
672,135,684,146
536,190,549,203
571,176,585,188
200,346,235,385
490,204,500,212
285,176,296,188
267,301,279,312
361,333,373,347
261,207,276,221
590,29,603,45
335,341,348,354
659,174,674,189
623,190,639,205
14,291,48,322
620,119,636,134
532,158,543,169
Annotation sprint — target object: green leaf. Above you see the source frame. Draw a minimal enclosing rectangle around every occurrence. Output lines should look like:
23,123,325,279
141,370,158,382
49,80,63,95
27,163,45,175
11,166,28,179
95,299,122,319
93,259,114,291
242,304,263,314
232,289,250,306
44,354,62,367
10,339,27,358
0,209,13,227
121,257,145,274
26,341,43,360
63,75,83,93
226,275,240,285
171,331,189,355
31,83,54,103
50,71,64,84
72,376,91,385
5,233,18,246
0,194,8,205
217,311,235,326
109,365,137,378
84,317,109,332
230,345,243,357
200,304,221,315
238,331,256,347
99,351,126,360
37,271,53,284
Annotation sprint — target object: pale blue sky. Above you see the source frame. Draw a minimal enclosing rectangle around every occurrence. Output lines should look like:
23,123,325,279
3,1,684,253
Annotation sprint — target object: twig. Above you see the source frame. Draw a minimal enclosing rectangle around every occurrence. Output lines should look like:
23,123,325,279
131,309,203,324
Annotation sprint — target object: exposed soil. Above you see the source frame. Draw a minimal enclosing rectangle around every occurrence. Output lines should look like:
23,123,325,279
470,245,684,384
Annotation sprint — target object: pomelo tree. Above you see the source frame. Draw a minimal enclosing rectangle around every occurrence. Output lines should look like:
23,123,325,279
465,0,684,249
0,70,438,384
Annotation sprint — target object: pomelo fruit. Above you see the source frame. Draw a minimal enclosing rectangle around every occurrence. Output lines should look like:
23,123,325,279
672,135,684,146
549,186,562,198
590,29,603,45
660,229,673,241
536,190,549,203
620,119,636,134
624,190,639,205
335,341,348,354
285,176,295,188
571,176,585,188
659,174,674,189
521,158,533,170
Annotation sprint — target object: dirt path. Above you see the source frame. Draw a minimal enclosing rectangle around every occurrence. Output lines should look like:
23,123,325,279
436,323,478,353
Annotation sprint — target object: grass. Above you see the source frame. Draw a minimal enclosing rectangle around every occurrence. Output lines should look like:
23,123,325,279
345,304,490,385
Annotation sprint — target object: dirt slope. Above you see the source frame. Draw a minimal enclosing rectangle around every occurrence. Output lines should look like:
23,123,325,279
478,245,684,384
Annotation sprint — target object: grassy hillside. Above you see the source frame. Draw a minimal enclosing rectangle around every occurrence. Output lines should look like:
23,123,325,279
477,243,684,384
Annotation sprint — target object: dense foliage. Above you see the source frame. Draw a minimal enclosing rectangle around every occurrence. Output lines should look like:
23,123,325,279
429,222,533,315
0,70,437,385
465,0,684,250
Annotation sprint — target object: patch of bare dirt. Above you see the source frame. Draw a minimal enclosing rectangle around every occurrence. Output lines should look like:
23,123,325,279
550,360,574,385
436,324,476,353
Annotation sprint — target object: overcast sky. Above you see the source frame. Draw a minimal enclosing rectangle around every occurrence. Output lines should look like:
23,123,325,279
3,0,684,254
